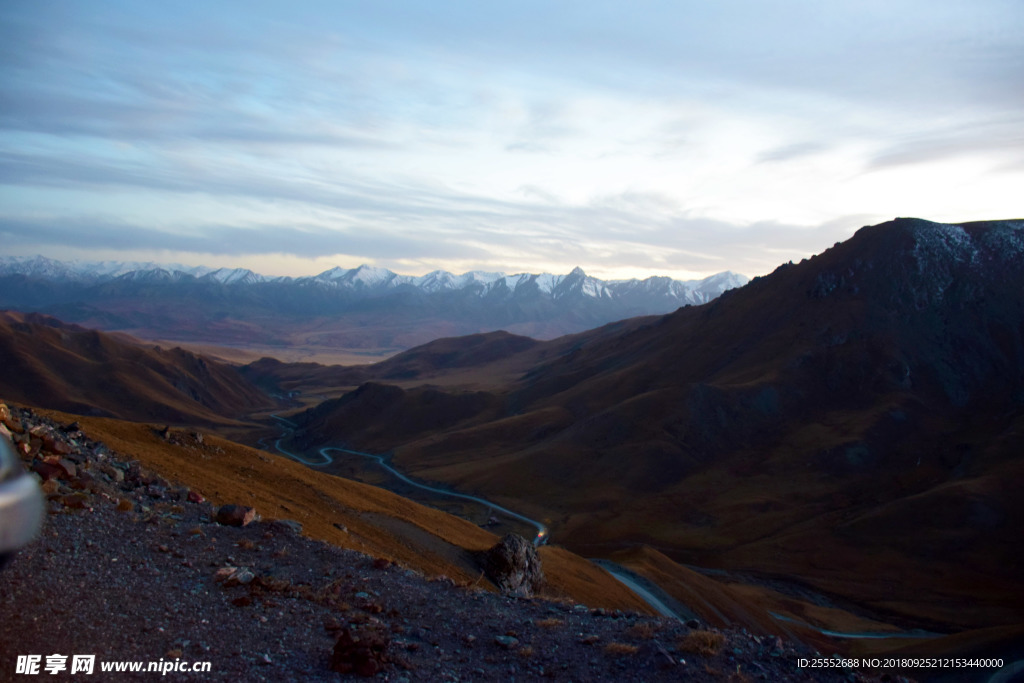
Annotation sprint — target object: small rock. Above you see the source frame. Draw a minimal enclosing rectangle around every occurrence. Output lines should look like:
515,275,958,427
215,567,239,582
330,626,391,677
228,568,256,586
216,504,257,527
187,490,205,504
102,464,125,483
61,493,89,509
494,635,519,650
54,458,77,478
0,404,22,432
43,435,73,456
31,460,64,481
273,519,302,534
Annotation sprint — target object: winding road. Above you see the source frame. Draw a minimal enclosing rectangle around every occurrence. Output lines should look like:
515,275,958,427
594,562,685,621
266,414,549,545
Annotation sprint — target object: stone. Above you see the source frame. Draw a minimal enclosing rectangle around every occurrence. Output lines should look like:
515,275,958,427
494,635,519,649
31,460,65,481
0,404,22,432
476,533,545,598
69,471,95,491
216,504,257,527
61,493,89,509
330,625,391,677
54,458,77,478
272,519,302,534
41,433,72,456
215,566,239,582
103,464,125,483
227,567,256,586
187,490,205,504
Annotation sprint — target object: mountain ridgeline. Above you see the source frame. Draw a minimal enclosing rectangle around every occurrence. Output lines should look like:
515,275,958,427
0,258,747,351
287,218,1024,634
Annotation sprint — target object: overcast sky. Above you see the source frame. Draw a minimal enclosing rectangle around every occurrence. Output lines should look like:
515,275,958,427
1,1,1021,280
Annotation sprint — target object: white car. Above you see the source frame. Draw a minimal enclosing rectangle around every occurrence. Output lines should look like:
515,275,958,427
0,435,44,567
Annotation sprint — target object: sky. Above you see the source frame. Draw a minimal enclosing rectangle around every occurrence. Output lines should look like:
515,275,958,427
1,0,1021,281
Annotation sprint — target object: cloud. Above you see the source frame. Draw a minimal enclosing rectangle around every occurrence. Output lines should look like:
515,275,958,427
0,215,492,262
1,0,1020,281
867,117,1024,170
758,142,830,164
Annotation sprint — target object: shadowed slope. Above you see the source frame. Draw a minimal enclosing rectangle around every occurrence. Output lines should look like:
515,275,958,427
0,311,274,426
294,219,1024,634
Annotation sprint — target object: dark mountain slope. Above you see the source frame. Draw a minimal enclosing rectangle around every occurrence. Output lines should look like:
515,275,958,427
0,311,275,426
293,218,1024,632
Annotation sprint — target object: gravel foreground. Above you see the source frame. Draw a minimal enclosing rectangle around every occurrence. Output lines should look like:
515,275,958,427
0,406,888,682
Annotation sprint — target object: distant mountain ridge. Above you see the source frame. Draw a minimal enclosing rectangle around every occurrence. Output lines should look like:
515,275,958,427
0,255,746,303
0,257,748,350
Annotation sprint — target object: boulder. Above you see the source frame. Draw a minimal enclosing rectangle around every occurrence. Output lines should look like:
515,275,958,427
216,504,257,527
476,533,544,598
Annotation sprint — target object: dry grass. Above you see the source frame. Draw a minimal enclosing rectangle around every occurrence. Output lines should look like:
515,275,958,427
678,630,726,657
625,621,658,640
48,410,652,614
603,642,639,656
535,618,564,629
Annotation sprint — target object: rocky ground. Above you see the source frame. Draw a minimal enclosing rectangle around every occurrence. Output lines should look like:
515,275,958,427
0,405,895,682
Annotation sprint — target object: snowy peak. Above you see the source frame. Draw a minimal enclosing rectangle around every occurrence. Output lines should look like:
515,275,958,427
0,256,749,307
202,268,266,285
0,256,212,281
308,264,409,289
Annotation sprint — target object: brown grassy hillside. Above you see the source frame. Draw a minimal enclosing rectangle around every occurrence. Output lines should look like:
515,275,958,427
24,405,652,615
0,311,273,426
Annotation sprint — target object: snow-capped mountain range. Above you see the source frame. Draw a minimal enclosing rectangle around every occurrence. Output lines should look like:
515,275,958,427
0,256,747,304
0,256,748,349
